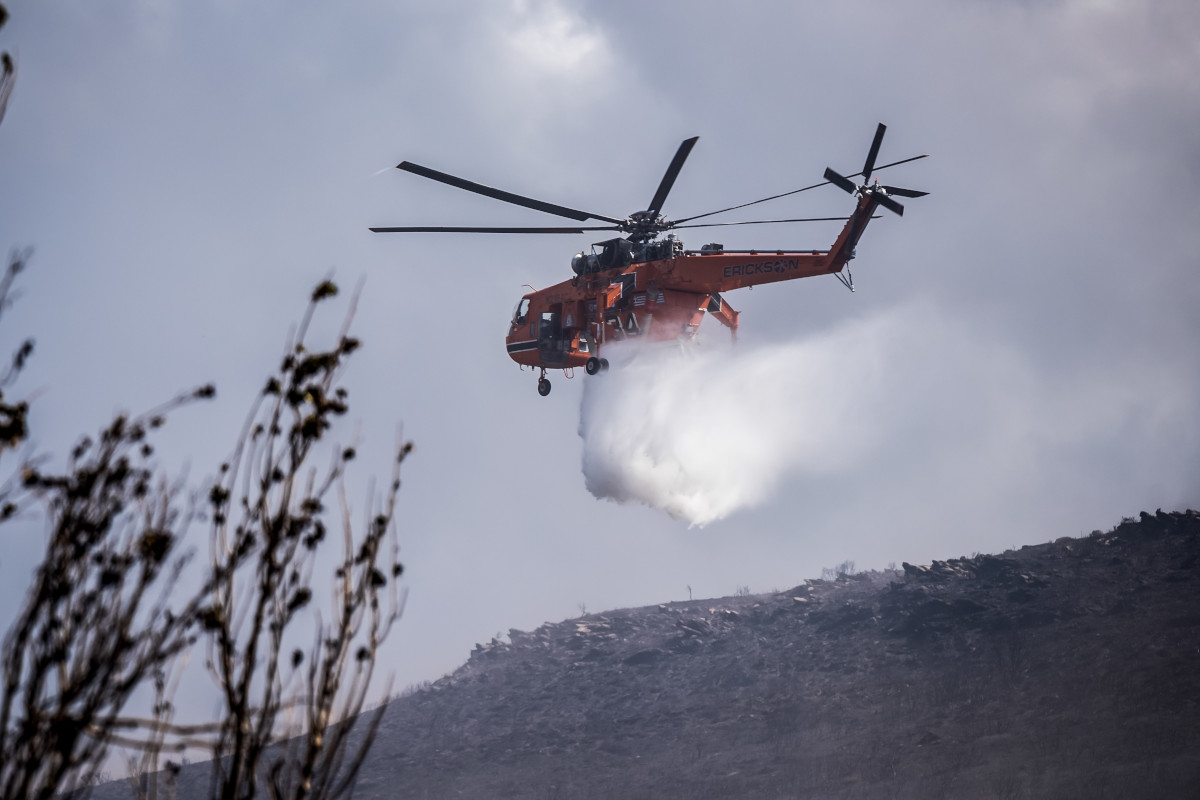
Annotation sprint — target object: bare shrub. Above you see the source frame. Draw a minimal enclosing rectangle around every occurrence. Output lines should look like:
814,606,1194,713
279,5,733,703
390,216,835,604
821,560,856,581
0,4,14,126
0,261,410,800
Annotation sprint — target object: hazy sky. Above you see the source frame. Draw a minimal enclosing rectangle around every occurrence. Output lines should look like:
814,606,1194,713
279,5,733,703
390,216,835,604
1,0,1198,705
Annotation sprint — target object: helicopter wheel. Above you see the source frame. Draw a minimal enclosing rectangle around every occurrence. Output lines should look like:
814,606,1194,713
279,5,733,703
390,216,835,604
600,358,610,371
537,377,551,397
585,357,602,376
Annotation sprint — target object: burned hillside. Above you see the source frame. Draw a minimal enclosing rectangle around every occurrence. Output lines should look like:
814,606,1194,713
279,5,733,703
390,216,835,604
355,509,1200,799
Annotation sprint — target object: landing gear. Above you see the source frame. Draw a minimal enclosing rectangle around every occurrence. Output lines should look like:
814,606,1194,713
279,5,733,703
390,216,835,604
537,369,552,397
585,357,611,375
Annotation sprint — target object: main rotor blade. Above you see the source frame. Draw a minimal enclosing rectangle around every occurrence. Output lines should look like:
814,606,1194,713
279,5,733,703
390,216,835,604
879,185,928,198
873,192,905,216
862,123,886,184
866,154,929,175
673,180,829,224
646,137,699,216
671,153,929,225
673,216,860,230
823,167,858,195
396,161,625,225
369,225,620,234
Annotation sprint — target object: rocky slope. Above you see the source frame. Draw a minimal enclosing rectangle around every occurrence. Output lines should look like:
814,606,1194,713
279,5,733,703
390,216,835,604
354,509,1200,799
96,510,1200,799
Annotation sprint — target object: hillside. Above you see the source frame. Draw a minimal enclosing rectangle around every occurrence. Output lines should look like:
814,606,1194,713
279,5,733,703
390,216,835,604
355,510,1200,799
96,510,1200,799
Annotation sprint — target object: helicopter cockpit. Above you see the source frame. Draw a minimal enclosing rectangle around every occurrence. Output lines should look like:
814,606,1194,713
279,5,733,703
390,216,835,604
512,296,530,326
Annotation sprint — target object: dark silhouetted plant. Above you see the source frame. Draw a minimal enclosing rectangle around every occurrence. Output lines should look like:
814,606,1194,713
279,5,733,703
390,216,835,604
0,261,409,800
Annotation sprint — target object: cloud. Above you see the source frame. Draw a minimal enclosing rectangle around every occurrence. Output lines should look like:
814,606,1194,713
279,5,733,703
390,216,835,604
468,0,633,171
504,0,607,72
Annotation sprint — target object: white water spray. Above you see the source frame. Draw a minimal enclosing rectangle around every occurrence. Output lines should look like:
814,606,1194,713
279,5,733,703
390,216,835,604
577,313,897,527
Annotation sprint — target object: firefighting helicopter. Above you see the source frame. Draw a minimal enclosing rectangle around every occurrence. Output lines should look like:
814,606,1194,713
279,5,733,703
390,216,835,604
371,124,927,396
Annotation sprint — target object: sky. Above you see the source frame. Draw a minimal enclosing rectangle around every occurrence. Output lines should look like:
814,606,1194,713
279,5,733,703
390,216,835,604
1,0,1199,719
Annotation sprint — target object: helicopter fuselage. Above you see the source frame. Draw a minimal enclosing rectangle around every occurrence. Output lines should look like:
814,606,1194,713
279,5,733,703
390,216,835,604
505,189,880,374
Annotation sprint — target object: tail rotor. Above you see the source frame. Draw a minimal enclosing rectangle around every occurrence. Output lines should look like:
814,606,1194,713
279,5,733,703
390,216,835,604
824,123,927,216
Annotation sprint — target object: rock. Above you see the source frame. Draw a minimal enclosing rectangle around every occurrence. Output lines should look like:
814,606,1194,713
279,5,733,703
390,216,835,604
623,649,666,667
677,618,713,637
974,555,1019,583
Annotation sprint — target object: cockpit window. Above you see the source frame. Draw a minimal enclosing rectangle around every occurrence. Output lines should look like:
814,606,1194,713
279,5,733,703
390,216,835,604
513,297,530,324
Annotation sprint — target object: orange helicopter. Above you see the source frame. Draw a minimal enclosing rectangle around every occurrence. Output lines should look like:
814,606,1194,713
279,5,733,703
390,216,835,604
372,124,926,396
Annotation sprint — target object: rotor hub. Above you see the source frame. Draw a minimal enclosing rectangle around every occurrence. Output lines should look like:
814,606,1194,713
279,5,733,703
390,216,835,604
625,210,671,242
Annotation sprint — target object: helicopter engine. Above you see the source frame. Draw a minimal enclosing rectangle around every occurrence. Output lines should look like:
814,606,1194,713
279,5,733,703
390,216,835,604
571,252,600,276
